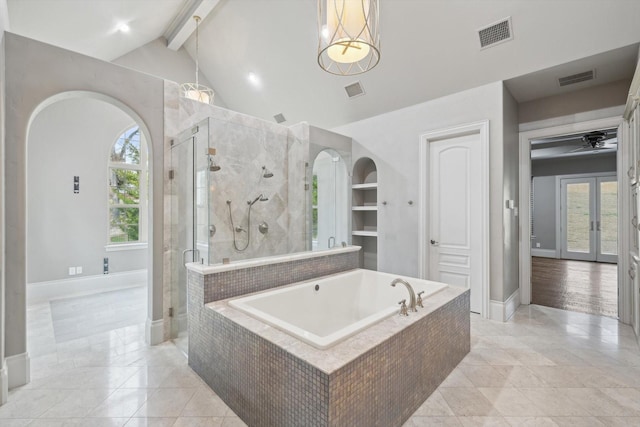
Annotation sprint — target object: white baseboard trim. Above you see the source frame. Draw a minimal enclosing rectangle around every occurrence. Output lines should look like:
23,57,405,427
27,270,147,305
0,361,8,405
490,288,521,322
6,352,30,390
146,318,164,346
531,249,557,258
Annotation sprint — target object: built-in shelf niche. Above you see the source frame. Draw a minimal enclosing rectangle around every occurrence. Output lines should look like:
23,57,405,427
352,157,378,270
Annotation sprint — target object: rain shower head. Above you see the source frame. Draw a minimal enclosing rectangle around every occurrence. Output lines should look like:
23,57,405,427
262,166,273,178
209,157,221,172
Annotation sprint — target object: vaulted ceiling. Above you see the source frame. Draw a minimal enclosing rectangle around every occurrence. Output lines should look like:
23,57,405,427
5,0,640,128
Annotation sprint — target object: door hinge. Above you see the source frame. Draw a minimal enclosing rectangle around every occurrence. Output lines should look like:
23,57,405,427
169,170,175,180
305,183,310,190
168,307,174,317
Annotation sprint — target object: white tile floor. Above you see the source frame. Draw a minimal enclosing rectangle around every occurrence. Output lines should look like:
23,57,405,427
8,292,640,426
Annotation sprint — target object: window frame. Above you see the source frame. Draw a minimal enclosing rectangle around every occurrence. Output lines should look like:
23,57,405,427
107,125,148,245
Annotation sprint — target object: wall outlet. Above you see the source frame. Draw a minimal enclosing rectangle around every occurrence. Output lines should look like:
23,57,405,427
76,266,83,274
68,267,76,276
536,242,541,248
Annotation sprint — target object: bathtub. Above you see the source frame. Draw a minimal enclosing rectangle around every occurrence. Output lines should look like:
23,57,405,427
229,268,448,349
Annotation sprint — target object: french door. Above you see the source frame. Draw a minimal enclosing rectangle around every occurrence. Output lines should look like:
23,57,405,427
560,175,617,263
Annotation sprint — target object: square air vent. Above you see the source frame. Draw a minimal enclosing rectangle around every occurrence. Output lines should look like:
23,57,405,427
273,113,286,124
345,81,365,98
478,17,513,49
558,70,595,87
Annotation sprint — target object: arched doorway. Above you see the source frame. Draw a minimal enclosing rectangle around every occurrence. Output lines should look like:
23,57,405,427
23,91,156,383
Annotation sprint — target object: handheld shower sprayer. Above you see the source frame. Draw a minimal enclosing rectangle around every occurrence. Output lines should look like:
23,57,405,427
248,194,269,205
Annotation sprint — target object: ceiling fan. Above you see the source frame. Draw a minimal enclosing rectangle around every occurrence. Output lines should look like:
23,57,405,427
568,130,617,153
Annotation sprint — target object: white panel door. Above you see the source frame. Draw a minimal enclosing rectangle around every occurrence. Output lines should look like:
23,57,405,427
429,134,482,313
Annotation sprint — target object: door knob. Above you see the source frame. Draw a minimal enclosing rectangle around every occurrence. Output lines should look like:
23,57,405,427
430,239,439,246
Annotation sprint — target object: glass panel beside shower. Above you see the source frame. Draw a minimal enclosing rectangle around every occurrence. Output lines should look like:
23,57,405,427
170,119,211,354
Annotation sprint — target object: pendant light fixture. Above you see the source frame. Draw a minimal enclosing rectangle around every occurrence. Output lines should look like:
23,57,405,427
181,16,214,104
317,0,380,76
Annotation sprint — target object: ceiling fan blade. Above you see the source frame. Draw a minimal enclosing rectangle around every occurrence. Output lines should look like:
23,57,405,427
568,146,586,153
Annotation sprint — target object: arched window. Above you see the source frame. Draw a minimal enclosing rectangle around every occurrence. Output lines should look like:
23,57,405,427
108,125,148,244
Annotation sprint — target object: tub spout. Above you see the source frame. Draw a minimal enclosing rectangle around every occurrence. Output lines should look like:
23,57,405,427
391,278,417,312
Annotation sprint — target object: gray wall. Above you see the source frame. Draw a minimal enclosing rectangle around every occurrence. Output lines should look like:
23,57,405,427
531,176,557,250
0,26,7,402
112,37,227,109
519,79,631,124
4,33,166,376
532,153,617,176
27,98,147,283
502,85,520,299
333,81,511,303
531,154,617,251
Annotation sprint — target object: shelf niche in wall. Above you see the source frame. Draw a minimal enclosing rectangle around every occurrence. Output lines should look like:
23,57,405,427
352,157,378,270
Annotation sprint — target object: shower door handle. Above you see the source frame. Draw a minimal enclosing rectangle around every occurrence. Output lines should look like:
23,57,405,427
182,249,200,266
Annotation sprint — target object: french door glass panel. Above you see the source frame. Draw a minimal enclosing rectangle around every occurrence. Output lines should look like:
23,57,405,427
561,176,617,263
597,177,617,262
565,181,593,255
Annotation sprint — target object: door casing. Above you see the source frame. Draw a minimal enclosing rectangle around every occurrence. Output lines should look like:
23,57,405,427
518,116,625,321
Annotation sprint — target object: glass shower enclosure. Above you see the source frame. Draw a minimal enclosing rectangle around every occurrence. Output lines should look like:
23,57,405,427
168,115,311,355
170,119,211,355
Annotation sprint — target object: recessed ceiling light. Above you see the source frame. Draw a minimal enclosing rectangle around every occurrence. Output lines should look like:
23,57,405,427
247,72,261,87
116,22,130,33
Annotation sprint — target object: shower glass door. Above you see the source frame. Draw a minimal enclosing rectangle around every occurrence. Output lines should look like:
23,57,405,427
170,119,210,355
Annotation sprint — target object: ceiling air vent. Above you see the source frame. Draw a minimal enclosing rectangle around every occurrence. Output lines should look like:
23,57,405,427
558,70,595,87
273,113,286,124
478,17,513,49
344,81,365,98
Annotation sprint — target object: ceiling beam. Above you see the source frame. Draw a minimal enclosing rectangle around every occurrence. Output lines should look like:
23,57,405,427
164,0,221,51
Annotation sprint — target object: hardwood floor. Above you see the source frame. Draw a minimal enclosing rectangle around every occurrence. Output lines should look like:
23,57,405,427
531,257,618,318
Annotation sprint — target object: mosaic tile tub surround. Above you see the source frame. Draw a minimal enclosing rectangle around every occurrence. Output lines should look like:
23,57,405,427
187,249,470,427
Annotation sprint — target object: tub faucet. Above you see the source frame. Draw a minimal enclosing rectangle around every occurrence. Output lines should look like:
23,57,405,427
391,278,417,312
